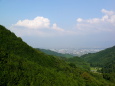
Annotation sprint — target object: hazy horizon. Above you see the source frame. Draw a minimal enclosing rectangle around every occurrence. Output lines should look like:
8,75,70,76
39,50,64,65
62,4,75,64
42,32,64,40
0,0,115,49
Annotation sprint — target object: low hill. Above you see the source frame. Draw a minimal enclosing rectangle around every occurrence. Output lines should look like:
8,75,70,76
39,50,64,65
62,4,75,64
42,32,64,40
81,46,115,67
0,25,114,86
36,48,73,58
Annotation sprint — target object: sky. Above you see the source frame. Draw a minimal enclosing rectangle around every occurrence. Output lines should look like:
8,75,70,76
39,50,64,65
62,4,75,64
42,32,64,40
0,0,115,49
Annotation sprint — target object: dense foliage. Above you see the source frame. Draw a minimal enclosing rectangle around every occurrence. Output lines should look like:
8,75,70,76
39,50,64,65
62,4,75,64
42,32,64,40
101,60,115,83
0,25,115,86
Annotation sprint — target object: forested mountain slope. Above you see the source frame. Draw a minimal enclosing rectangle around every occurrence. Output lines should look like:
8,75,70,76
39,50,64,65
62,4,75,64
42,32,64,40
81,46,115,83
0,25,114,86
0,25,61,68
81,46,115,67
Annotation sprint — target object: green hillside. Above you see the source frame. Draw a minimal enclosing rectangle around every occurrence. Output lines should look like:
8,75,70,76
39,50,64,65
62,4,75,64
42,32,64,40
36,48,73,58
37,48,90,71
81,46,115,67
0,25,114,86
0,25,59,68
81,46,115,83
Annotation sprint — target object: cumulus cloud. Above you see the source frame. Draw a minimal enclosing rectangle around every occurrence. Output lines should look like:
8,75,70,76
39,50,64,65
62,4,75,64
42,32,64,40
14,17,50,29
10,16,74,37
10,9,115,37
52,23,64,32
101,9,115,15
76,9,115,34
76,18,83,22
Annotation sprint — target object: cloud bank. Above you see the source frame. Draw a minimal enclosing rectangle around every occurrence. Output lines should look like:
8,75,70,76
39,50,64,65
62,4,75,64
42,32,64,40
76,9,115,34
11,16,74,37
15,17,50,29
10,9,115,37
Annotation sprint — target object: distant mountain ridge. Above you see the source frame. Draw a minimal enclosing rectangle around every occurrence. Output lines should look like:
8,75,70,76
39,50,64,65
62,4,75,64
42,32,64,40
36,48,73,58
49,48,103,56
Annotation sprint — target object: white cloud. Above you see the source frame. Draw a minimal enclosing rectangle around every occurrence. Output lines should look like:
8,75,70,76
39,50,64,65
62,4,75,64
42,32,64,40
10,9,115,38
76,18,83,22
52,23,64,32
10,16,74,37
101,9,114,15
14,16,50,29
76,9,115,34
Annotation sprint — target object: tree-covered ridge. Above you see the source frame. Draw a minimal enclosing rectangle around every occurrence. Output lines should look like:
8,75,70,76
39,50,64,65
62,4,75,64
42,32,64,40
81,46,115,67
0,25,115,86
36,48,74,58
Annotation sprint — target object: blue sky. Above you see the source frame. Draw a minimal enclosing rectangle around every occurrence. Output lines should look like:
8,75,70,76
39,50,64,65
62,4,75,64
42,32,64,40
0,0,115,48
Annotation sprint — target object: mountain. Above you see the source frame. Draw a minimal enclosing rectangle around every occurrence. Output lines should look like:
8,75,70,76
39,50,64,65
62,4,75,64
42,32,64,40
81,46,115,83
81,46,115,67
0,25,60,68
0,25,114,86
36,48,73,58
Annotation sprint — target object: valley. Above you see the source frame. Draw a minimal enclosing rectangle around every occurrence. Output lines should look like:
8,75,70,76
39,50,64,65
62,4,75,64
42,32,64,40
1,0,115,86
0,25,115,86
